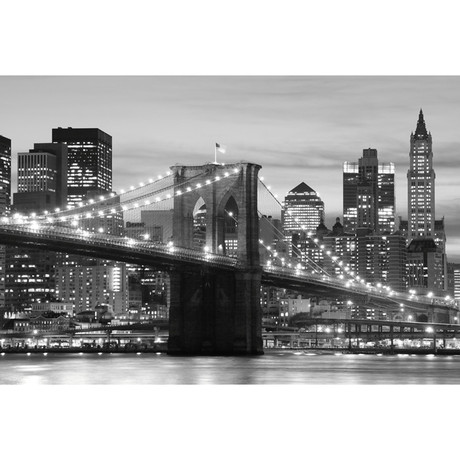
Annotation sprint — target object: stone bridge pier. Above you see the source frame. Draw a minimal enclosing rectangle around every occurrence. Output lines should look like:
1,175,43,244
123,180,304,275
167,162,263,355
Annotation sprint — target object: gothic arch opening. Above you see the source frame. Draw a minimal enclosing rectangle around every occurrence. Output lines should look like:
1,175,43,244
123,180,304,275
222,196,238,257
192,197,206,250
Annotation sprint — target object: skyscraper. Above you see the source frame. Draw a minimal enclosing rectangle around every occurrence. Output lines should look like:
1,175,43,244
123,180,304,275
407,110,436,241
6,142,67,311
343,148,395,234
0,136,11,310
282,182,324,235
14,142,68,211
52,127,112,204
405,110,447,292
0,135,11,215
50,128,130,313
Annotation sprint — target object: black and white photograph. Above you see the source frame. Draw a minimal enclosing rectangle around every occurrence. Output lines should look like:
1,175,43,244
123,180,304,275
2,1,460,459
1,76,460,384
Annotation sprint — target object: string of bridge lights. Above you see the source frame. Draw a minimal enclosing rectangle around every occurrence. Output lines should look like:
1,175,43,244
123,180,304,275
256,209,335,277
2,167,243,226
258,177,367,285
257,177,455,306
0,164,454,307
30,169,174,221
226,206,345,281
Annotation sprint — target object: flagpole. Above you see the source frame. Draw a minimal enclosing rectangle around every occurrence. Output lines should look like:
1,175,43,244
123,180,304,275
214,143,217,164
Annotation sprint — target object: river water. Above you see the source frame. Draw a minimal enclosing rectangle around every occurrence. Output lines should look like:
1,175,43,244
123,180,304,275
2,350,460,384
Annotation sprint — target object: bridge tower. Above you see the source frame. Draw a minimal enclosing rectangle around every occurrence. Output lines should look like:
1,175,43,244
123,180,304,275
167,162,263,355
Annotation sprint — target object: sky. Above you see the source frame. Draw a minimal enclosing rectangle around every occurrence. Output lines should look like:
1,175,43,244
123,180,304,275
0,76,459,260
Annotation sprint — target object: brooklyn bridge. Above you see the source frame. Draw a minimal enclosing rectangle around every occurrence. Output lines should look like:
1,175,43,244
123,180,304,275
0,162,456,355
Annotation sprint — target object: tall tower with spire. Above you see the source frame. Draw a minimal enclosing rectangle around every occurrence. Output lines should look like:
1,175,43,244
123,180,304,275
407,109,436,241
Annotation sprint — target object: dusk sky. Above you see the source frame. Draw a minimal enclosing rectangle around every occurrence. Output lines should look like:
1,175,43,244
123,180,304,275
1,76,459,260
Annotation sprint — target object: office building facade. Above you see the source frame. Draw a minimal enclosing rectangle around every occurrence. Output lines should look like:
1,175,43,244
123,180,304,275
407,110,436,241
56,261,128,315
52,127,112,204
0,136,11,310
282,182,324,235
14,142,68,211
0,135,11,215
6,142,67,311
405,110,447,291
343,148,395,234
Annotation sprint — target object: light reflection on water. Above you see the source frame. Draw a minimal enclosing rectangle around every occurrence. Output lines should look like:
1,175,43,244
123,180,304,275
1,352,460,384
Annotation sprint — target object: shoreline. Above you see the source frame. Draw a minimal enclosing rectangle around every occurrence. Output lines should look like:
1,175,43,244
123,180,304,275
1,346,459,356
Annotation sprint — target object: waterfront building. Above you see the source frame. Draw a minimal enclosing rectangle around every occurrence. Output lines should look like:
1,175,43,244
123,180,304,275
4,251,57,311
55,261,128,315
343,148,395,234
31,301,74,316
312,299,351,320
286,296,311,316
261,286,284,327
29,314,71,333
261,287,312,328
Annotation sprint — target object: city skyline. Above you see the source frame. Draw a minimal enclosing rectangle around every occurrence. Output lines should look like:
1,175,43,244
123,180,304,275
0,76,459,260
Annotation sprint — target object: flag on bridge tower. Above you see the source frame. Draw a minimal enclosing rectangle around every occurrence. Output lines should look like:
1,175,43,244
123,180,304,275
214,143,227,163
216,143,226,154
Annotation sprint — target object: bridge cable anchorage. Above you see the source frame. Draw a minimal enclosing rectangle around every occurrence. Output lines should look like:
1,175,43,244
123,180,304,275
257,177,457,309
6,165,243,228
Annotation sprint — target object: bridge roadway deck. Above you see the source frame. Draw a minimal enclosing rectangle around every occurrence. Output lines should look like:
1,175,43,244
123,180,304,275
0,223,456,312
0,223,238,271
261,266,456,312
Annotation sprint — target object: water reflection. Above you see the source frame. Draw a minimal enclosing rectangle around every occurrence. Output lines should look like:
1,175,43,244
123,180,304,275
1,352,460,384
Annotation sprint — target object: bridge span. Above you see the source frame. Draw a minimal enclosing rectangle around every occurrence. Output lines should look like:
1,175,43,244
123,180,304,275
0,161,457,355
